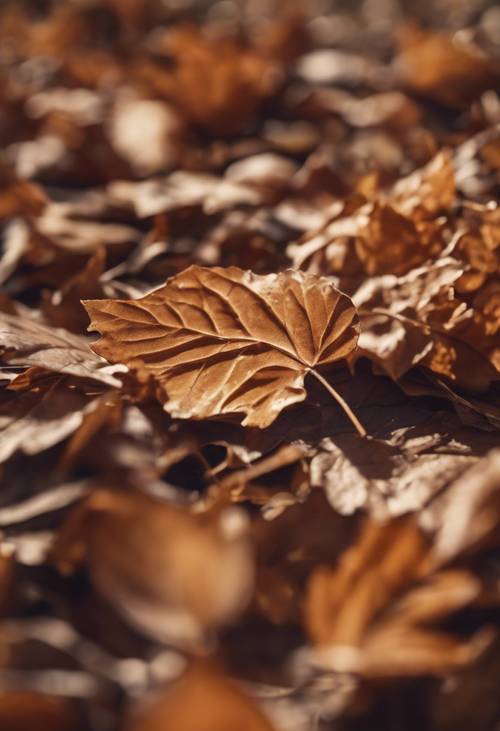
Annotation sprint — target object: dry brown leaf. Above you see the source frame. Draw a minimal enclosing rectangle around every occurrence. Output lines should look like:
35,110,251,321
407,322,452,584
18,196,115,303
0,370,111,464
108,171,262,219
304,516,490,678
0,164,47,221
353,257,499,391
125,660,277,731
305,516,430,651
387,149,456,219
51,489,254,646
287,152,452,278
0,310,123,386
84,266,362,430
425,449,500,564
35,194,141,254
42,247,107,333
137,25,280,136
310,434,480,519
395,25,500,108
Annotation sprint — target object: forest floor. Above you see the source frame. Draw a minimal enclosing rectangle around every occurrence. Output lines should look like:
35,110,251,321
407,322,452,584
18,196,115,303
0,1,499,730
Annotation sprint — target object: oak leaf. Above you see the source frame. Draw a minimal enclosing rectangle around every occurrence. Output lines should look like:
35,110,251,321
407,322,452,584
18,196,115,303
84,266,361,429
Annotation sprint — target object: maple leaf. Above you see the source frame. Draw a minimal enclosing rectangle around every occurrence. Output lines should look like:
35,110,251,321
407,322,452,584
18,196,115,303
84,266,364,433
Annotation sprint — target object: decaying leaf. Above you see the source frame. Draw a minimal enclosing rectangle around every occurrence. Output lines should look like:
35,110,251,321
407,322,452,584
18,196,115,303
84,266,362,430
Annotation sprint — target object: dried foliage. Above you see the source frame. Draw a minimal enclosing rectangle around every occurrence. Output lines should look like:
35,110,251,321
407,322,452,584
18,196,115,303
84,266,360,428
0,1,499,730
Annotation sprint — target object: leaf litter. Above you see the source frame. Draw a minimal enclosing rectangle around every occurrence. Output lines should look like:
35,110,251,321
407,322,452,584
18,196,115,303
0,1,499,730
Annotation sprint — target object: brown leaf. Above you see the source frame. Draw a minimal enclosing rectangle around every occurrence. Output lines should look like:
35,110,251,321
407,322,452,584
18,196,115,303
305,516,430,651
109,171,262,219
136,25,280,136
42,247,107,333
0,370,110,464
425,449,500,564
287,152,452,278
0,164,47,221
51,489,254,646
0,310,123,386
310,434,480,519
304,516,490,678
388,149,456,219
354,257,499,391
35,193,141,254
395,25,500,108
84,266,360,428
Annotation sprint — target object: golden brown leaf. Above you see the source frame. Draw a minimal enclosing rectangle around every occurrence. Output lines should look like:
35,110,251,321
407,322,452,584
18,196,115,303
84,266,360,429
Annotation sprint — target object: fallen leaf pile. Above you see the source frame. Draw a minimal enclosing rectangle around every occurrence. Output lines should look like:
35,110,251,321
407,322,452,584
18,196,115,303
0,1,499,729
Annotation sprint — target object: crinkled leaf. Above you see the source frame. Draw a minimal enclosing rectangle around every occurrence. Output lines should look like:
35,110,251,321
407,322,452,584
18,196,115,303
84,266,359,428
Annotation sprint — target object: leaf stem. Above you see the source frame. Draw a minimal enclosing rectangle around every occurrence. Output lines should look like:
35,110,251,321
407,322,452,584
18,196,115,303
309,369,367,437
